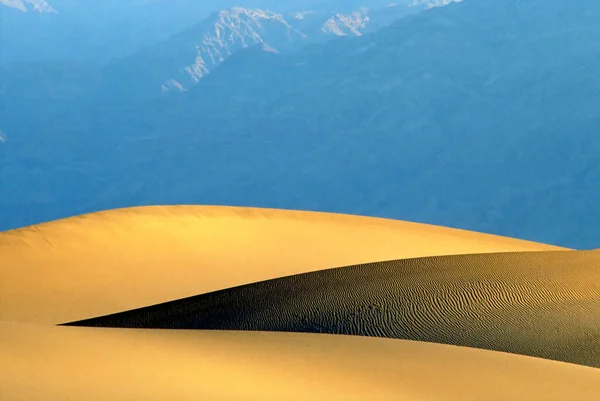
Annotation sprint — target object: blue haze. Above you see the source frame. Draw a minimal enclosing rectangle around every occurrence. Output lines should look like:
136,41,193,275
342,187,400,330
0,0,599,249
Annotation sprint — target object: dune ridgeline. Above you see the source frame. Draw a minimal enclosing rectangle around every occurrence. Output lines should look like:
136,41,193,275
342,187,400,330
1,205,599,400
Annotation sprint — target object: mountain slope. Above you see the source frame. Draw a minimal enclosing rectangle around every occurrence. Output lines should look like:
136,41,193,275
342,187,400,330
2,0,599,249
115,0,600,248
0,0,232,62
103,4,427,98
0,0,430,63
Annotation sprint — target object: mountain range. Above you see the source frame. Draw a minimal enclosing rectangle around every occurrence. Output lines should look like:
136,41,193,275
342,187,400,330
1,0,599,249
103,4,428,97
0,0,452,63
1,1,447,99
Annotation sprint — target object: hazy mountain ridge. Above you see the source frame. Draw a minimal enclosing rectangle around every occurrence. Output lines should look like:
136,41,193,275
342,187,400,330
320,8,371,36
0,0,247,62
107,3,429,96
0,0,56,12
2,0,599,249
410,0,463,8
0,0,448,63
1,2,431,101
107,0,600,247
158,7,309,93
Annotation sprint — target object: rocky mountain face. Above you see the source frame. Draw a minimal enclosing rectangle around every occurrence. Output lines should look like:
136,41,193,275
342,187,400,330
0,2,434,107
104,3,431,98
158,7,311,93
0,0,447,63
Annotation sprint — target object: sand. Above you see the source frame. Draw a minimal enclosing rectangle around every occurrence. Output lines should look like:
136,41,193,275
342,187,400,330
67,249,600,367
2,322,600,401
1,205,596,400
0,205,565,324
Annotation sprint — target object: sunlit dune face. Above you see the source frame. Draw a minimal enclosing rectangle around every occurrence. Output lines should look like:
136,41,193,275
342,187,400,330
2,322,600,401
0,205,566,324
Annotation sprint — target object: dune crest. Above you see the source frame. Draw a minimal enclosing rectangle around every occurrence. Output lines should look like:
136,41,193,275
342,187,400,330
0,205,565,324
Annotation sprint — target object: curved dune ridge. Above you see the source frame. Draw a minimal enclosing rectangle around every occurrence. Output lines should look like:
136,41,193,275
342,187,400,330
0,205,565,324
66,249,600,368
2,205,597,400
2,322,600,401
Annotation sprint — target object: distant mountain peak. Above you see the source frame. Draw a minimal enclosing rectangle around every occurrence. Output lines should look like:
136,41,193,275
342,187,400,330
157,6,309,92
219,7,282,20
111,2,456,97
410,0,463,9
213,7,300,36
0,0,57,13
322,9,371,36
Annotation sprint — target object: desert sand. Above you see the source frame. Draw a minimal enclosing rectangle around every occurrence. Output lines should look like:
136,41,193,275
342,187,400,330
1,205,597,400
68,249,600,367
0,205,566,324
2,322,600,401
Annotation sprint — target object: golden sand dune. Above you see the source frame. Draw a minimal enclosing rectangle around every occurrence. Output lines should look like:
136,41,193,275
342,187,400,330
2,322,600,401
69,249,600,367
0,205,565,324
1,205,596,399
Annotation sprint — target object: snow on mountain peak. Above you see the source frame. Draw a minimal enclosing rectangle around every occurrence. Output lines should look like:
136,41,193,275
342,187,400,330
161,7,308,92
321,9,372,37
219,7,283,22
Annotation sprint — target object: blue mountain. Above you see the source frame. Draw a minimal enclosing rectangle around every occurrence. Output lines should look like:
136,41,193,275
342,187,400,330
1,0,598,249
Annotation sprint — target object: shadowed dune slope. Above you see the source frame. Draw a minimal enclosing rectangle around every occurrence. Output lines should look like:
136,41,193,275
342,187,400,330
2,322,600,401
66,250,600,368
0,205,565,324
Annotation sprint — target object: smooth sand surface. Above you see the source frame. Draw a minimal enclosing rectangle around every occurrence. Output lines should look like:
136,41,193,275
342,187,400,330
2,322,600,401
70,249,600,367
0,205,565,324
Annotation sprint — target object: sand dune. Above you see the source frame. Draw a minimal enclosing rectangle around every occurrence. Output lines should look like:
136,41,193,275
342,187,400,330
2,322,599,401
68,249,600,367
1,205,596,400
0,205,565,324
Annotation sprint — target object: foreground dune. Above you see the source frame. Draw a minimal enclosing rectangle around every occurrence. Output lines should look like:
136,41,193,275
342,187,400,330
1,205,596,399
69,249,600,367
1,322,599,401
0,205,565,324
